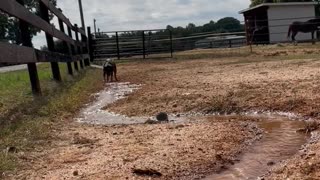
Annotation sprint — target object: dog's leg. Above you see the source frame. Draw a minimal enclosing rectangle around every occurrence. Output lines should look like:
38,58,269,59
103,70,106,82
114,65,118,81
110,72,114,82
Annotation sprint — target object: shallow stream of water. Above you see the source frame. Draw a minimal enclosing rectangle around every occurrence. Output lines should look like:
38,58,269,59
203,115,309,180
76,82,310,180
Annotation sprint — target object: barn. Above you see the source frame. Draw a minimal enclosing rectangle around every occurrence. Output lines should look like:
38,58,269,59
239,2,320,44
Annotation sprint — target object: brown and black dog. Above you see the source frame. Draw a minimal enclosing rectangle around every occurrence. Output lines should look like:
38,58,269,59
103,59,118,82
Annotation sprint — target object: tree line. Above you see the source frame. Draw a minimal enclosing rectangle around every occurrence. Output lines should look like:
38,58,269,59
250,0,314,7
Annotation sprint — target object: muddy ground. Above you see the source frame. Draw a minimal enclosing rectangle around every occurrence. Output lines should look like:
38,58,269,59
7,44,320,179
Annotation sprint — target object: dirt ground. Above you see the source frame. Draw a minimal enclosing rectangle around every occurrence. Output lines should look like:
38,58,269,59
10,117,259,180
7,44,320,179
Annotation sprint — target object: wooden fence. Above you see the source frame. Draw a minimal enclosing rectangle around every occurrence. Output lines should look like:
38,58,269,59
0,0,91,95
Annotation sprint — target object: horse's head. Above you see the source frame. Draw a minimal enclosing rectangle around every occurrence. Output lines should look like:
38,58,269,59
308,18,320,26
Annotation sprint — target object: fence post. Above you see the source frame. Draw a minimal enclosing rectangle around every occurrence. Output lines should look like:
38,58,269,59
116,32,120,60
75,24,84,69
229,40,232,48
87,27,94,62
39,1,61,81
57,10,73,75
81,29,90,66
67,27,79,71
169,30,173,58
142,31,146,59
16,0,41,95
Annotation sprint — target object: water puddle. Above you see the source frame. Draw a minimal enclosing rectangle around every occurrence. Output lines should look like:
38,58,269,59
77,82,189,125
76,82,146,125
203,115,309,180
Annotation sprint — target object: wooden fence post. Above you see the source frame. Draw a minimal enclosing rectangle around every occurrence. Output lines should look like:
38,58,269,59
57,9,73,75
81,29,90,66
87,26,94,62
75,24,84,69
67,27,79,71
116,32,120,60
142,31,146,59
17,0,41,95
39,1,61,81
169,30,173,58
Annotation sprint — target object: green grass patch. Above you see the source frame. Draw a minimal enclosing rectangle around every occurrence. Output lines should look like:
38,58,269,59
0,63,103,175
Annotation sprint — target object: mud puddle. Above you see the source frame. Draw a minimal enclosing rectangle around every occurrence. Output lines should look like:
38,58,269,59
203,115,309,180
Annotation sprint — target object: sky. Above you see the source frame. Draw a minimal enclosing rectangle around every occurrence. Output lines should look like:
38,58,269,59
32,0,251,49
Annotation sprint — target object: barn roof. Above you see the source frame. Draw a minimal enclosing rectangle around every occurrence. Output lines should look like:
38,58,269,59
239,2,318,14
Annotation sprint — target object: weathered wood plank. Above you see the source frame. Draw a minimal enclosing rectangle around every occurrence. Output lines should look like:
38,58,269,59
0,0,76,45
0,42,36,63
0,42,89,63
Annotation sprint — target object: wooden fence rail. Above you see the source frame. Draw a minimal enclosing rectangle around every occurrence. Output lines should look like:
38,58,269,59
0,0,91,95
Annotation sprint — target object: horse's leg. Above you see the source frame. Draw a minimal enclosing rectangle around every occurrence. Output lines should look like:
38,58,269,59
292,31,298,46
312,31,316,45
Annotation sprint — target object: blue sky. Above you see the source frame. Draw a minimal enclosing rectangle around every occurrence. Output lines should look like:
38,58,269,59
32,0,250,48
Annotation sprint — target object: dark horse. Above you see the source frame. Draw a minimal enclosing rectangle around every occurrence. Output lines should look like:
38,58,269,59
288,18,320,44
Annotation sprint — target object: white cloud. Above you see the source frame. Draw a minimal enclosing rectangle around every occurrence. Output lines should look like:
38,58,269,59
33,0,250,48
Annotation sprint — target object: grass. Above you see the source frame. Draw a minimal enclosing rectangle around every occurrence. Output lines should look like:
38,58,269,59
0,63,103,175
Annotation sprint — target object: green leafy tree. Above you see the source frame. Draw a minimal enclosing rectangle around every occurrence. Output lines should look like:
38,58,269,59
0,0,57,45
216,17,243,32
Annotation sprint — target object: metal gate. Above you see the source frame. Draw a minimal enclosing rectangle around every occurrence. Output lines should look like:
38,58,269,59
91,29,173,60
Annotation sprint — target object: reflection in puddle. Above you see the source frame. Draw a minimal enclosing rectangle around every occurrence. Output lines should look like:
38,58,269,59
203,115,309,180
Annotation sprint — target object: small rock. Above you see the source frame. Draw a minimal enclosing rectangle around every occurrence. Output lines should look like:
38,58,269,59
296,128,307,133
173,104,178,108
175,124,185,129
132,168,162,177
267,161,275,166
73,170,79,176
7,147,17,154
145,119,158,124
156,112,169,122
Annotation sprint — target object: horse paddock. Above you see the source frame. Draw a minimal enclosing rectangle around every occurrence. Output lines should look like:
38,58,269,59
7,44,320,179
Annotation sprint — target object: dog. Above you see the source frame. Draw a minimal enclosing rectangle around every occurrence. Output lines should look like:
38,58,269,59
103,59,118,82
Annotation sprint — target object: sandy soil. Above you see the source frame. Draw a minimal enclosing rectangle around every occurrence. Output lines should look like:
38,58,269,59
10,117,259,180
8,44,320,179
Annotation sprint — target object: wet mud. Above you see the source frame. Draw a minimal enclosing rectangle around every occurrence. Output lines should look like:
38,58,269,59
204,115,309,180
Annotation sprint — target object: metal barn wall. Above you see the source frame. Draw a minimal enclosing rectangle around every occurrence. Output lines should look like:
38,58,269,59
268,5,315,43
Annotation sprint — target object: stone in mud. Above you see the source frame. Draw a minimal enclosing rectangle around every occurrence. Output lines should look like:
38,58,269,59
267,161,275,166
156,112,169,122
73,170,79,176
6,147,17,154
145,119,158,124
132,168,162,177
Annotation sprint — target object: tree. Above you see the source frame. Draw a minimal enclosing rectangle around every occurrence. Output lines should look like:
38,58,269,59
0,0,57,45
0,13,8,41
216,17,243,32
